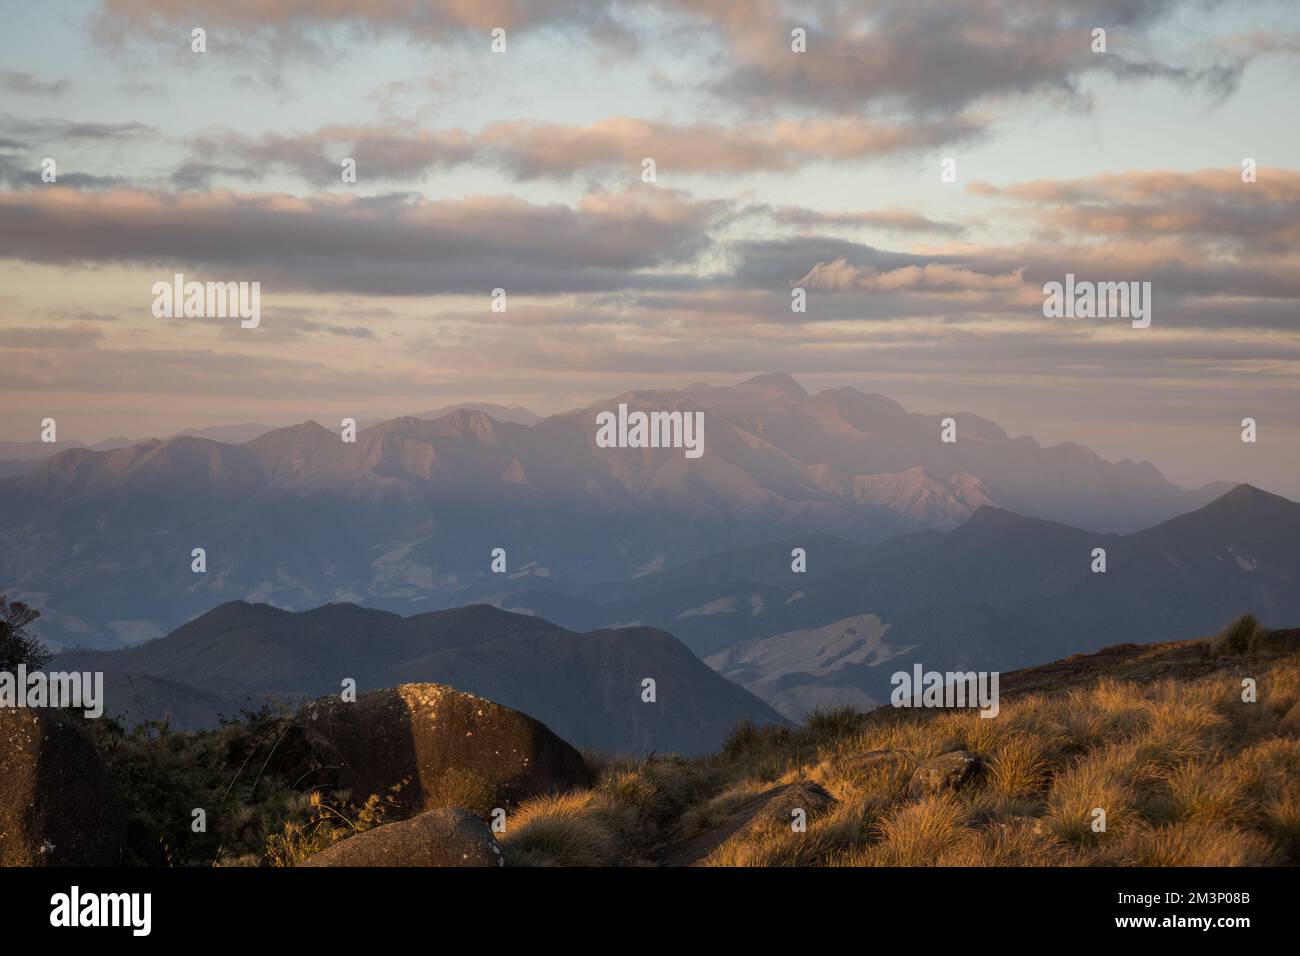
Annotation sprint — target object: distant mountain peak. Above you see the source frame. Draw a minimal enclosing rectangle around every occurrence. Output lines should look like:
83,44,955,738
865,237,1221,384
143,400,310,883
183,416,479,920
1201,482,1293,513
442,407,498,431
250,420,335,443
1223,482,1268,500
957,505,1088,538
965,505,1029,526
741,372,808,397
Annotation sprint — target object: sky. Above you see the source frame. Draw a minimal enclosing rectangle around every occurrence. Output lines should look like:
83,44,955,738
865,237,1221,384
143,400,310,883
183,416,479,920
1,0,1298,495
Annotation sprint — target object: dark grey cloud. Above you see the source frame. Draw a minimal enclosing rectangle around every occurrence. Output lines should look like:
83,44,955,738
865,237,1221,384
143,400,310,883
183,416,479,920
741,203,967,236
0,184,727,295
0,149,129,190
0,116,154,142
0,71,69,97
0,116,155,189
217,309,377,341
170,160,265,190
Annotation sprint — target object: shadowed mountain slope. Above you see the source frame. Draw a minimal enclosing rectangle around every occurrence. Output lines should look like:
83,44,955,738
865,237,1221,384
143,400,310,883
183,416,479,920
490,484,1300,716
51,602,785,755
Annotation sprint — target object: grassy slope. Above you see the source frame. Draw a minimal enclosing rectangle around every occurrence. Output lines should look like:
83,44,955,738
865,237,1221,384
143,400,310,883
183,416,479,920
501,622,1300,866
86,618,1300,867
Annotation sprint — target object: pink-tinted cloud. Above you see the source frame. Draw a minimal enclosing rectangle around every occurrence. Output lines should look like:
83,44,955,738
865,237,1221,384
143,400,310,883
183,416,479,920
184,114,981,186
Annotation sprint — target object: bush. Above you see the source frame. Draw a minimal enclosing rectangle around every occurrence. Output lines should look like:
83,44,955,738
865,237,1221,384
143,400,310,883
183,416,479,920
264,790,393,867
0,596,50,672
803,705,865,741
1209,613,1264,656
85,705,321,866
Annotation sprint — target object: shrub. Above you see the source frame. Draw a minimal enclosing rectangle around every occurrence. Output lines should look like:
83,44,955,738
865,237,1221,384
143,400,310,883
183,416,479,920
264,790,393,867
0,596,49,672
1210,613,1264,656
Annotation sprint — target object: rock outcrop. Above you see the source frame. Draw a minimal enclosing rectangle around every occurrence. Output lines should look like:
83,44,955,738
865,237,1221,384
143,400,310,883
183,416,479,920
302,808,504,867
0,709,126,865
908,750,984,799
294,683,592,813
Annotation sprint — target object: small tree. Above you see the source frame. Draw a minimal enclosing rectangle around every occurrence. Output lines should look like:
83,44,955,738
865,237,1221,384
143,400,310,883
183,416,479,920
0,595,49,671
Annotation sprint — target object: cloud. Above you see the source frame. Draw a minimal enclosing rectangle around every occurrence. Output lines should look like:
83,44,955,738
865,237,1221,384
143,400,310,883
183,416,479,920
0,71,69,97
0,116,154,142
186,125,474,186
971,168,1300,255
92,0,1275,119
670,0,1271,117
750,204,967,236
722,237,952,290
220,309,377,341
799,260,1027,295
185,114,982,185
92,0,635,59
0,116,155,189
0,152,129,189
0,184,727,294
473,115,981,178
3,166,1297,332
5,323,105,348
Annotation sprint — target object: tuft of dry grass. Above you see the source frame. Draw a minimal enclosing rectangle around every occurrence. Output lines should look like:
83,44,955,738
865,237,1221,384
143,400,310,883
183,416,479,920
850,795,966,866
499,756,717,866
987,734,1053,799
1210,612,1265,656
497,790,636,867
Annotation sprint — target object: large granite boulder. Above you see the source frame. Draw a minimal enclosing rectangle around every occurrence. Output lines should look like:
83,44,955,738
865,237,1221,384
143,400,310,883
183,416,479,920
294,683,592,813
0,708,126,865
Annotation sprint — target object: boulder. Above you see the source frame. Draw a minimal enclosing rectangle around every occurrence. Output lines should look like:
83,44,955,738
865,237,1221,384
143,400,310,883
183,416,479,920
908,750,984,800
758,781,836,825
0,708,126,865
295,683,592,813
302,808,504,867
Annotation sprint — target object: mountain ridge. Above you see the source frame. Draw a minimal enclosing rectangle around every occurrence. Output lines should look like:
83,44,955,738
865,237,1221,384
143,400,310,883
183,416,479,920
50,601,785,755
483,482,1300,716
0,374,1261,649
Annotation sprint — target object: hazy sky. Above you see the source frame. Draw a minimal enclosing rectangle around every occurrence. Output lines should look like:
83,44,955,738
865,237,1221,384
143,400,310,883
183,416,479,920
2,0,1298,494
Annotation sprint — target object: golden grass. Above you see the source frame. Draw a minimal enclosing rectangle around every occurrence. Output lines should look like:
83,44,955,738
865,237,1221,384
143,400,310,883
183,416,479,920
493,649,1300,867
497,790,635,867
499,756,717,866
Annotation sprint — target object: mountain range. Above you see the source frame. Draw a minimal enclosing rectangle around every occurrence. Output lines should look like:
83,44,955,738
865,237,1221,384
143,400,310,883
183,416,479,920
490,483,1296,717
0,374,1235,651
0,403,543,473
